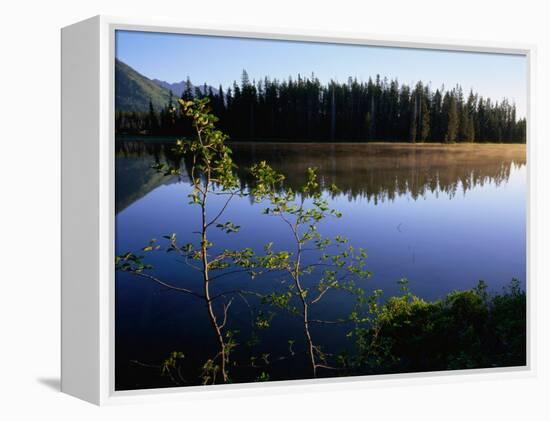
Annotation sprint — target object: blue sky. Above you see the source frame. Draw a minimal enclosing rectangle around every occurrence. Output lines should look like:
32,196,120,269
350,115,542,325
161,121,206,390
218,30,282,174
116,30,527,117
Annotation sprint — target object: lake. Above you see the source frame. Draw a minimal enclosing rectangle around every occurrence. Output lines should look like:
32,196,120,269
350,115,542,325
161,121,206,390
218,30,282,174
115,139,526,389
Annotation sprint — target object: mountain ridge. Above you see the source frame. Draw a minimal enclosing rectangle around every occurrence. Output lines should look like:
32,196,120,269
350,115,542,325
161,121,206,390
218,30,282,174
115,59,173,113
151,78,219,98
115,59,218,113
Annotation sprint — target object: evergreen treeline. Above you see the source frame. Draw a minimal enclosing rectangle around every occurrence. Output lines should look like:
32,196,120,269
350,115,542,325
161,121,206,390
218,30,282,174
115,71,526,143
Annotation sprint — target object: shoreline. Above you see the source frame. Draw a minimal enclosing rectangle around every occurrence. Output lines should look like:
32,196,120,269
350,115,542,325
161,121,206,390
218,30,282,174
115,134,526,146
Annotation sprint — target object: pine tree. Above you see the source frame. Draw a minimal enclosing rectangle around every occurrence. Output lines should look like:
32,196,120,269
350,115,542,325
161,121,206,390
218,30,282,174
241,69,250,87
330,82,336,141
115,73,526,143
410,93,417,143
443,91,458,143
419,86,430,142
147,100,158,133
431,89,443,141
182,77,193,100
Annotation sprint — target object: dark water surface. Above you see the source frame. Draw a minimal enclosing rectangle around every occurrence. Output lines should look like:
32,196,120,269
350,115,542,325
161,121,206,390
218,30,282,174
115,139,526,390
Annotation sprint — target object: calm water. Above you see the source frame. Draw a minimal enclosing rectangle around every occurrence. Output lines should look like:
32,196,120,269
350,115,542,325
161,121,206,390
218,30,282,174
115,139,526,389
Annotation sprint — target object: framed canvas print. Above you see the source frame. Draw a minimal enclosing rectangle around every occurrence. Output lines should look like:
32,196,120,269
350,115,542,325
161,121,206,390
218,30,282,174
61,16,534,405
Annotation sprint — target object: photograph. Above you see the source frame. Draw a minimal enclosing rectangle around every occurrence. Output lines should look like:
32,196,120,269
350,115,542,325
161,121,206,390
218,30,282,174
114,30,527,390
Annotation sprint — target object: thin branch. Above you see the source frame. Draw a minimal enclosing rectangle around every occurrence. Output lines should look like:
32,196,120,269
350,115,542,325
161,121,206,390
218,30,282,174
209,289,264,302
210,267,286,282
315,364,339,371
206,251,234,266
301,243,342,253
209,268,252,282
181,258,203,272
211,190,242,196
130,360,160,369
205,193,235,228
310,286,332,304
304,262,339,270
219,298,234,330
236,292,256,327
309,318,350,324
130,271,204,299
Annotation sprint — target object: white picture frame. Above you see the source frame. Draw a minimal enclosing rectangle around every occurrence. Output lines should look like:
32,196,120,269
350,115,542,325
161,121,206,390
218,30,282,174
61,15,536,405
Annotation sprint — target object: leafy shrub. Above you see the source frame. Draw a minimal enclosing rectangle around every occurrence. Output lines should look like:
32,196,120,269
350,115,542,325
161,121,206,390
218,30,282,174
353,280,526,374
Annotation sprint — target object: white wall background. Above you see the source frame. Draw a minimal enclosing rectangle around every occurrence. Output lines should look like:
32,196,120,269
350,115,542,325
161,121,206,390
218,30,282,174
1,0,548,419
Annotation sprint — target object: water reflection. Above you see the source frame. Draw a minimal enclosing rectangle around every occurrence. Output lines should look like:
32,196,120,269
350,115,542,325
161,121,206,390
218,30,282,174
116,139,526,212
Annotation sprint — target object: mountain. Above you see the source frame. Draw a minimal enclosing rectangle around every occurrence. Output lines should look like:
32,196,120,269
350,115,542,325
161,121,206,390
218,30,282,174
151,79,187,97
115,59,173,113
115,59,220,112
151,79,219,98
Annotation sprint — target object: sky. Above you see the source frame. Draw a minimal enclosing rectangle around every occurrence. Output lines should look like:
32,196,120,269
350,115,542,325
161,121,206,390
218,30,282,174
116,30,527,117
